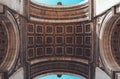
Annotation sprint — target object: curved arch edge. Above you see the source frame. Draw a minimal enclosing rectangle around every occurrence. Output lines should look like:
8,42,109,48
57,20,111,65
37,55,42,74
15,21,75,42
0,10,20,71
99,10,120,74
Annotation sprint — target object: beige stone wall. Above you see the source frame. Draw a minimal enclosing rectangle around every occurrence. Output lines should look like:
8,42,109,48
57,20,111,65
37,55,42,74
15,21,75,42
95,67,111,79
9,68,24,79
0,0,24,14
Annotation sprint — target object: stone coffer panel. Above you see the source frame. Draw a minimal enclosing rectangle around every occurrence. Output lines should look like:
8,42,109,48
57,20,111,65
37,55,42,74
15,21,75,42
26,22,92,61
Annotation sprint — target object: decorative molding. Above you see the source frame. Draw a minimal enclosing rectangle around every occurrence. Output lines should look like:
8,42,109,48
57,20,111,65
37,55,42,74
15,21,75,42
98,9,120,75
0,10,20,71
30,61,89,79
29,1,90,23
26,22,92,61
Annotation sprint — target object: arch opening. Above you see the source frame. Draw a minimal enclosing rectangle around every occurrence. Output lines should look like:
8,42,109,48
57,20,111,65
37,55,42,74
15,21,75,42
31,0,85,6
34,73,86,79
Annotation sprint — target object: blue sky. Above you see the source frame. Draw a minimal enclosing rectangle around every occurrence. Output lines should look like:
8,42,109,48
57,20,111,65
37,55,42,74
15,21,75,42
34,0,84,6
38,74,81,79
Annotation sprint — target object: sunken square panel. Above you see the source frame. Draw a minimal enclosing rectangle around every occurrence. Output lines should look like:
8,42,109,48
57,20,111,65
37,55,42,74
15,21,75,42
55,26,64,34
75,36,83,45
45,47,53,56
45,25,53,34
55,46,64,56
0,49,4,56
36,47,44,56
27,36,34,46
36,25,43,34
55,36,64,45
36,36,43,45
84,48,91,57
27,23,34,33
65,25,74,34
45,36,53,45
85,24,91,33
75,24,83,34
65,46,74,56
0,49,5,54
75,47,83,56
85,36,91,45
0,39,7,45
27,48,34,59
65,36,74,44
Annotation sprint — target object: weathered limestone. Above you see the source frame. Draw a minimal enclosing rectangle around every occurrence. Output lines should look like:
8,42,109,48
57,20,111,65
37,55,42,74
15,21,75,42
9,68,24,79
0,0,24,14
95,67,111,79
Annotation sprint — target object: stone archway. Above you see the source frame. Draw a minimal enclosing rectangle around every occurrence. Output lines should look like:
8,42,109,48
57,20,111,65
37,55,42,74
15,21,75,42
0,10,20,71
99,11,120,74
